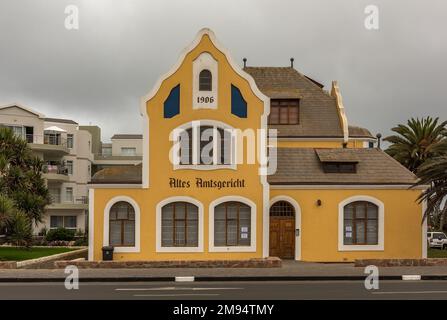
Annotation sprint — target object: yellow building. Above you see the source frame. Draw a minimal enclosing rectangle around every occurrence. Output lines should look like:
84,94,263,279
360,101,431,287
89,28,426,262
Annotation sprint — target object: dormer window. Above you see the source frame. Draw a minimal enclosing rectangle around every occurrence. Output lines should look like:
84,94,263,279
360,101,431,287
199,69,212,91
268,99,299,125
322,162,357,173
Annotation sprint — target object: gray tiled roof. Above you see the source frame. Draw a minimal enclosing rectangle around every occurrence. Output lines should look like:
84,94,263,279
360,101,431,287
91,164,142,184
91,148,416,185
348,125,375,139
315,148,359,162
244,67,344,138
111,134,143,139
44,117,78,125
269,148,417,185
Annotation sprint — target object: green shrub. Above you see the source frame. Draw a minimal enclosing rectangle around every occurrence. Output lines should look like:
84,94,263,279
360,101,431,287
74,237,88,246
45,228,75,241
7,211,32,247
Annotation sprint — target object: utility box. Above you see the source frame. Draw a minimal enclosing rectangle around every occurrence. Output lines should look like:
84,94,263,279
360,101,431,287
102,246,114,261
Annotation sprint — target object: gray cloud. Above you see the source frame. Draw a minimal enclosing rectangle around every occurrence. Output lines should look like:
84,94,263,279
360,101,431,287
0,0,446,141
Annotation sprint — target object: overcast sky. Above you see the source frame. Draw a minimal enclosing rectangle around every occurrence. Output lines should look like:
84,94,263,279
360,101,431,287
0,0,445,142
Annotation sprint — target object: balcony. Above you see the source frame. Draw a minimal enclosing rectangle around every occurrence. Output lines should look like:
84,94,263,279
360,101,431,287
47,195,88,210
42,164,69,182
27,134,70,156
93,153,143,165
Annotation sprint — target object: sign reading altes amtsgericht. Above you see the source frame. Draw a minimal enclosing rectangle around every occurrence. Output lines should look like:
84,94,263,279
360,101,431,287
169,177,246,189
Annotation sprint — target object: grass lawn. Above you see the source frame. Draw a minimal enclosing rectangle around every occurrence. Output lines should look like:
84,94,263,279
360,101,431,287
428,248,447,258
0,247,75,261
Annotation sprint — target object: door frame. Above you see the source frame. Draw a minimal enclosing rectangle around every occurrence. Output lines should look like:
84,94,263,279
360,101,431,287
269,196,302,260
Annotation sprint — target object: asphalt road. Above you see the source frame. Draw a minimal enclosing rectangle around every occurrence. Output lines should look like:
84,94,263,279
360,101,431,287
0,280,446,300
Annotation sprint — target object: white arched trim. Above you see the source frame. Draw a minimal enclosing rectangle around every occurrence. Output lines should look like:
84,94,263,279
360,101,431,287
171,119,237,171
209,196,257,252
193,52,218,109
338,195,384,251
269,196,302,260
103,196,141,253
156,196,204,253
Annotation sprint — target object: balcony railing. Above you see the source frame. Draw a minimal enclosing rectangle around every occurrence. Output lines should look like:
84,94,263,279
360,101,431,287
94,153,143,160
42,164,68,175
49,193,61,203
26,134,67,147
49,194,88,205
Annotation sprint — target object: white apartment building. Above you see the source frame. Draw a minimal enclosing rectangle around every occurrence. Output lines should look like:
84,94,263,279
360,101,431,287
86,133,142,175
0,104,143,235
0,104,93,234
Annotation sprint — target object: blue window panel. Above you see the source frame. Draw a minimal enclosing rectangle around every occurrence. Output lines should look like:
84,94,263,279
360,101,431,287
164,85,180,118
231,85,247,118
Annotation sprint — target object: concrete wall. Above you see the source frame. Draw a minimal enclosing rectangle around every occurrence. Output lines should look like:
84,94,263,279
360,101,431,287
111,139,142,156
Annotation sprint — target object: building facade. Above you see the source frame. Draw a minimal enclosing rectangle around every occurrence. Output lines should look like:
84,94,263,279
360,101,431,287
0,104,93,233
89,29,426,262
0,105,143,235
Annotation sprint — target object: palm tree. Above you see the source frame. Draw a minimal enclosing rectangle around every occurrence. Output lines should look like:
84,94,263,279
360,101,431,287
384,117,447,172
414,156,447,230
0,194,14,229
0,127,51,227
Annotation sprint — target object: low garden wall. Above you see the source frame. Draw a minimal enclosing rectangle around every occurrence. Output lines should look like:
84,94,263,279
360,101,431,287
0,261,17,269
54,257,282,269
355,258,447,267
0,248,88,269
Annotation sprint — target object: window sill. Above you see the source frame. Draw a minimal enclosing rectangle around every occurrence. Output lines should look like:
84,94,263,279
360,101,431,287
174,164,236,171
209,246,256,253
156,246,204,253
338,244,384,251
113,246,140,253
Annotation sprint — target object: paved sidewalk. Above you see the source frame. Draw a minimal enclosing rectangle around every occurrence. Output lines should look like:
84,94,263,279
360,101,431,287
0,261,447,281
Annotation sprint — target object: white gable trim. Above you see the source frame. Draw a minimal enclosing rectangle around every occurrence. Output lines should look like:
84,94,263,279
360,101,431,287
0,103,45,118
103,196,141,253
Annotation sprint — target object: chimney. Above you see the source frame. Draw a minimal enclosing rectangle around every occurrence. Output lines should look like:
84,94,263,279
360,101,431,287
376,133,382,149
243,58,247,68
290,57,294,68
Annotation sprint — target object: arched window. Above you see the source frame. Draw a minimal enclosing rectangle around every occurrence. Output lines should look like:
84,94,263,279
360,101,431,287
161,202,198,247
214,201,251,246
176,122,233,166
109,201,135,247
270,201,295,217
199,69,212,91
343,201,378,245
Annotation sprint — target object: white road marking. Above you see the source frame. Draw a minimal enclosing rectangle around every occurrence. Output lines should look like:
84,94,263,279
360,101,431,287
373,290,447,295
115,286,243,291
175,276,195,282
402,275,421,281
133,293,220,297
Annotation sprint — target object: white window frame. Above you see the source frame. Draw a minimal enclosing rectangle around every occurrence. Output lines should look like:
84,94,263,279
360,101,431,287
209,196,257,252
67,134,74,149
121,147,137,156
172,120,237,171
156,196,204,253
338,195,384,251
66,160,73,175
103,196,141,253
50,215,77,229
65,187,73,203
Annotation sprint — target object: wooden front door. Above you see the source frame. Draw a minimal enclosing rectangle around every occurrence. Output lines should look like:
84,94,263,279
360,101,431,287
269,217,295,259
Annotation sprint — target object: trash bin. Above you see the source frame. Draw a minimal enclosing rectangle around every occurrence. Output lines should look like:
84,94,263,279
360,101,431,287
102,246,114,261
